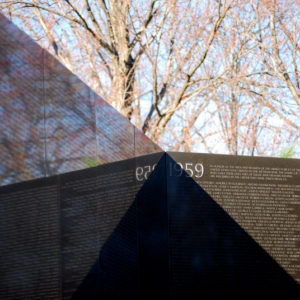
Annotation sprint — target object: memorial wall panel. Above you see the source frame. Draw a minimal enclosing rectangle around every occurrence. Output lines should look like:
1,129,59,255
0,153,165,299
73,152,165,300
60,158,140,299
168,152,300,299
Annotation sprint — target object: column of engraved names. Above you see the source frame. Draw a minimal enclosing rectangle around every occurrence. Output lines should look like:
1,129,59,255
198,162,300,283
0,181,60,299
60,163,139,299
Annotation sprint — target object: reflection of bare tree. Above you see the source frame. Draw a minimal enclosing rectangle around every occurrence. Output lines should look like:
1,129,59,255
0,15,160,185
0,33,45,184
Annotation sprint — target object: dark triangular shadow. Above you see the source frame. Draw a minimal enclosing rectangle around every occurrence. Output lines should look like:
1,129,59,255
166,154,300,299
72,153,300,300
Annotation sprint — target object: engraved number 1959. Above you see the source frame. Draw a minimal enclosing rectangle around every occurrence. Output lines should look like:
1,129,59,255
171,162,204,178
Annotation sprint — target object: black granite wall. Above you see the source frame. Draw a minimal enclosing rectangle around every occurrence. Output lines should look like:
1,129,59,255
0,152,299,299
